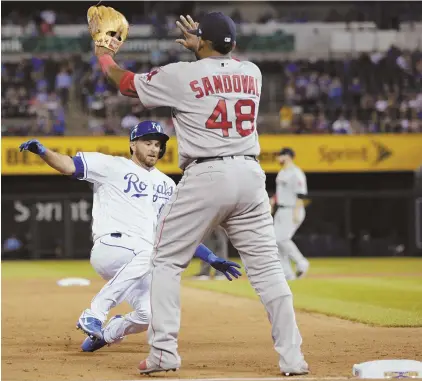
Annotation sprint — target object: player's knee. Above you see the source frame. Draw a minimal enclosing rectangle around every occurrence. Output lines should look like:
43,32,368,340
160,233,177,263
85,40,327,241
248,269,292,303
245,255,284,280
133,308,151,325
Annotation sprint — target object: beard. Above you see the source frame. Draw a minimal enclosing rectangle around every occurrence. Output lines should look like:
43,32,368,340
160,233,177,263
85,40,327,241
135,151,158,168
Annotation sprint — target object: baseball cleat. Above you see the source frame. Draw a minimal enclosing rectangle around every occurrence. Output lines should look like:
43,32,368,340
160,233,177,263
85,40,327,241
281,361,309,376
81,336,108,352
76,316,103,340
138,359,178,375
80,315,124,352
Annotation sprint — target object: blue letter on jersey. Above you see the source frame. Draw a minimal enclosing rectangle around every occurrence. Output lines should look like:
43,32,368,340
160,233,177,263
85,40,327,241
124,173,148,198
153,181,174,202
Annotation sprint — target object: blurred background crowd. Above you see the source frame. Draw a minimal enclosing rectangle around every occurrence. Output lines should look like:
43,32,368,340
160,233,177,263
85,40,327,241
2,1,422,261
2,1,422,137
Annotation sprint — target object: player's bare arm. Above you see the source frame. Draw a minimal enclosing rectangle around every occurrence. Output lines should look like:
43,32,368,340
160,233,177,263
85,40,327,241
19,139,76,176
94,47,138,98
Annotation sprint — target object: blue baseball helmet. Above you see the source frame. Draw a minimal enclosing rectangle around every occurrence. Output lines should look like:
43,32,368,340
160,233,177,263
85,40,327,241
129,121,169,159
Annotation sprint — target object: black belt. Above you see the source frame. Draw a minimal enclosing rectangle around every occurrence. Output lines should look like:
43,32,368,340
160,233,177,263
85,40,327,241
110,233,122,238
195,155,258,164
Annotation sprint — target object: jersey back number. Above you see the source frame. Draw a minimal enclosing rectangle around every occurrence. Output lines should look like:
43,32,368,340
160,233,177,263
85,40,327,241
205,99,256,137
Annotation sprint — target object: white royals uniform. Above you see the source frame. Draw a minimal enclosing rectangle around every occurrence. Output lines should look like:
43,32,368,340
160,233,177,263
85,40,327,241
75,152,175,335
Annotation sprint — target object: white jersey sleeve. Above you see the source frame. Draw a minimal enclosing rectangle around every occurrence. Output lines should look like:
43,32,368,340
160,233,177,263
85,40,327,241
294,169,308,196
133,63,181,109
73,152,114,184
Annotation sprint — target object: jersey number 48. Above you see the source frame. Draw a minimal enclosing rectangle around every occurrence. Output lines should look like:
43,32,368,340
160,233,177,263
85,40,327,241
206,99,255,137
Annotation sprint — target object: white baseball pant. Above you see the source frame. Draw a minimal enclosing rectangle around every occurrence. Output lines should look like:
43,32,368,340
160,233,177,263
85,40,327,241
82,233,153,342
274,207,308,279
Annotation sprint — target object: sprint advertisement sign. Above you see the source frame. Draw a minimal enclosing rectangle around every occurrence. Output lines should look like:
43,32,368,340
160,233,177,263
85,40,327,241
257,135,420,173
2,135,422,175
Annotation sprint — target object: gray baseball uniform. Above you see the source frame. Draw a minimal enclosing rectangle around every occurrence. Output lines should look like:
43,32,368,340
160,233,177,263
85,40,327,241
274,164,309,279
133,57,305,372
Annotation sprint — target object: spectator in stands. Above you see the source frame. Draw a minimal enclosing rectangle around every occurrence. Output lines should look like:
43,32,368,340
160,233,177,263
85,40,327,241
121,112,141,131
327,77,343,113
332,114,352,134
318,73,331,102
94,77,108,97
349,77,363,107
284,60,299,76
375,95,388,115
304,72,320,112
315,112,330,133
279,105,293,130
1,21,420,138
415,58,422,82
88,117,106,136
350,115,365,134
55,66,72,108
410,119,421,132
284,79,297,105
39,10,56,36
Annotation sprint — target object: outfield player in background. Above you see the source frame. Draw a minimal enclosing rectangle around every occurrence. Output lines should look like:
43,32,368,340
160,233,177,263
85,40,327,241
193,226,230,280
88,7,308,376
19,121,241,352
271,148,310,280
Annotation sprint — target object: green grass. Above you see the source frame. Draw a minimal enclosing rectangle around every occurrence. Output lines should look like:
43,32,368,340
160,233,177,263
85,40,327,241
2,258,422,327
184,257,422,327
1,260,98,279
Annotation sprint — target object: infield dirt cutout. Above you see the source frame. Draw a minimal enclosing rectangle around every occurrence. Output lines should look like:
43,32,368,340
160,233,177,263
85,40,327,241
2,279,421,381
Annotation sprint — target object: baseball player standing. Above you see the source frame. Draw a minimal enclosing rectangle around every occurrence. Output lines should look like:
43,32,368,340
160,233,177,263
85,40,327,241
87,6,308,376
271,148,310,280
18,121,241,352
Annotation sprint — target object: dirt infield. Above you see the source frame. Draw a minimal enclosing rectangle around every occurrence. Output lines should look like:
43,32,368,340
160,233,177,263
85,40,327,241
2,279,421,381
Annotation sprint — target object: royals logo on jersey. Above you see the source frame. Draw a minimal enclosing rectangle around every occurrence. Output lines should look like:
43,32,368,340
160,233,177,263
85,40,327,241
153,180,174,202
124,173,149,198
152,178,175,218
74,151,175,244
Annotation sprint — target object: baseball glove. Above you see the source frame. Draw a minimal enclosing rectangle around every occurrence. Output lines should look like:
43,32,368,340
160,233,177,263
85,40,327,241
87,5,129,54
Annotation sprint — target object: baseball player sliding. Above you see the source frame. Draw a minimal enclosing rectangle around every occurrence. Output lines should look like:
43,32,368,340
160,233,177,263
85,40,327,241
86,5,308,376
271,148,310,280
19,121,241,352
